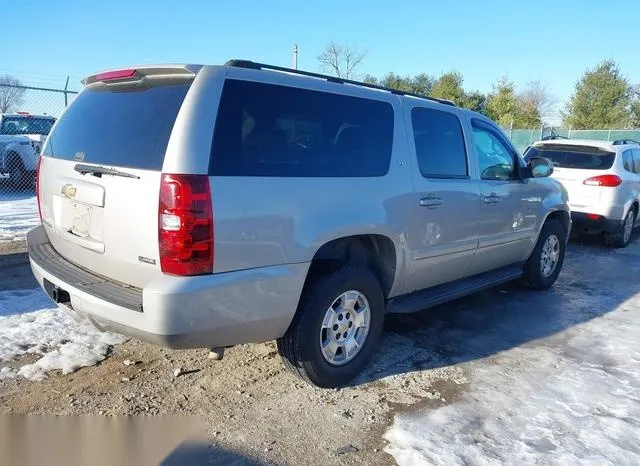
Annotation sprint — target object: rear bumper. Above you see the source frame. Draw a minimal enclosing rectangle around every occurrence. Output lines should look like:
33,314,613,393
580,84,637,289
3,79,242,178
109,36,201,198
27,225,308,349
571,212,621,233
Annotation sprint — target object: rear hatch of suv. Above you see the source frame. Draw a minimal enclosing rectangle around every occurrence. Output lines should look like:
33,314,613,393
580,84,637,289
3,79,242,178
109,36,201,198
525,143,618,209
38,66,202,289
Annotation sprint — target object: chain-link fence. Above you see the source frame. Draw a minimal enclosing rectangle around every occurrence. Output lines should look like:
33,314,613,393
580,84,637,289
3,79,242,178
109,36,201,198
0,84,78,244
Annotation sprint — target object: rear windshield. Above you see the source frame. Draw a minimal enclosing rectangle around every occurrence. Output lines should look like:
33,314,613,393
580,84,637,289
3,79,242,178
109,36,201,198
43,83,190,170
1,116,55,135
525,144,615,170
210,79,394,177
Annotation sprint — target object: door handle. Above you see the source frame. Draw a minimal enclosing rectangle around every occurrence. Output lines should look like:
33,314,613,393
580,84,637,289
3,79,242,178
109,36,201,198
420,196,443,207
483,193,501,204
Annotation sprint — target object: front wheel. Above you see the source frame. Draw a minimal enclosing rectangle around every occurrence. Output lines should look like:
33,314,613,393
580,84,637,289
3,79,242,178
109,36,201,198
522,219,566,290
277,265,384,388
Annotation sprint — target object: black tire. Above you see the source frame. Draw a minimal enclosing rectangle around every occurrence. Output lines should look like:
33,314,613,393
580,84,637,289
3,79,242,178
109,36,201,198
522,219,566,290
277,265,385,388
7,157,25,190
603,208,636,248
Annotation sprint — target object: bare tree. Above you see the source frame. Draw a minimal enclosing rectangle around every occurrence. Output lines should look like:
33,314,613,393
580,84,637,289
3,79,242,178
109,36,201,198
518,80,555,120
0,74,26,113
317,42,366,79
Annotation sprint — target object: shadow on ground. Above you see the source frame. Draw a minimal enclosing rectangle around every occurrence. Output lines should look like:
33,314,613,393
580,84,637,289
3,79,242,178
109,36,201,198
162,441,266,466
353,232,640,386
0,252,39,293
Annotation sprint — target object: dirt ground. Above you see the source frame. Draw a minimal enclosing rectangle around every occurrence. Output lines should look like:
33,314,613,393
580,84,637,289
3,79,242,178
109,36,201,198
1,232,638,465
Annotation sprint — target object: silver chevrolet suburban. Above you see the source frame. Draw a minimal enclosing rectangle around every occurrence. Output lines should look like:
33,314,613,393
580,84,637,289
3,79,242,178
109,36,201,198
27,61,570,388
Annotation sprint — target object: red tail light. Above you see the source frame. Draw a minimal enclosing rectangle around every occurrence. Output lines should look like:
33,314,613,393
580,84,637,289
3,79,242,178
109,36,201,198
35,155,42,222
583,174,622,187
158,174,213,276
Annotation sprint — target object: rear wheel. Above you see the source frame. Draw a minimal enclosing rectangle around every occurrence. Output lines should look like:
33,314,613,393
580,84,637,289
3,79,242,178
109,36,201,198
277,265,384,388
603,208,635,248
522,219,566,290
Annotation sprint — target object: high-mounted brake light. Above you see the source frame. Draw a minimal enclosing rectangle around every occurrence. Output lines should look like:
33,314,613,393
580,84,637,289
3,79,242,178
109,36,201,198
95,69,137,81
158,174,213,276
583,174,622,187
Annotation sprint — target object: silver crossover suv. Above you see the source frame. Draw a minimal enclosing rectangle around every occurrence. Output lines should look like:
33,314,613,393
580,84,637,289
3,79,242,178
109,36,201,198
525,138,640,247
28,60,570,388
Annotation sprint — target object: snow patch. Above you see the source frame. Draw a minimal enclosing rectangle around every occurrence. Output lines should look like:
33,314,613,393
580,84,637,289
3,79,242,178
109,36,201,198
0,288,126,381
384,294,640,465
0,366,16,379
0,195,39,242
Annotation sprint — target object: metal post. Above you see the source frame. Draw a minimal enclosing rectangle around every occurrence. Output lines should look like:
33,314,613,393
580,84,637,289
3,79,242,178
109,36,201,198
607,129,611,141
64,76,70,107
509,120,513,139
568,125,571,138
539,124,544,141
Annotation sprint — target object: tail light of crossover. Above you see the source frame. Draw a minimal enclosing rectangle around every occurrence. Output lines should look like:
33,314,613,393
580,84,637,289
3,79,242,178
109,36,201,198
583,175,622,187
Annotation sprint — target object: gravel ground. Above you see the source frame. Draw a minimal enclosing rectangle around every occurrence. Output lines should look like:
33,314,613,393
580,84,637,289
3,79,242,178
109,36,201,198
1,232,639,465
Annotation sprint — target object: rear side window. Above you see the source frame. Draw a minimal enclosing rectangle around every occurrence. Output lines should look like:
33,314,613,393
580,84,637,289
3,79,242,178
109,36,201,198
525,144,615,170
633,149,640,175
43,83,191,170
209,80,394,177
411,107,467,178
623,150,635,173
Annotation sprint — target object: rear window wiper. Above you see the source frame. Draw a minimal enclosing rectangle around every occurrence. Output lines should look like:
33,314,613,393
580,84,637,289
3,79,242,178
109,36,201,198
74,163,140,179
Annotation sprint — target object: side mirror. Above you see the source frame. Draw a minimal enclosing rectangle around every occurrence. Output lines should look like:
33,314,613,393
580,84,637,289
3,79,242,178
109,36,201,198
527,157,553,178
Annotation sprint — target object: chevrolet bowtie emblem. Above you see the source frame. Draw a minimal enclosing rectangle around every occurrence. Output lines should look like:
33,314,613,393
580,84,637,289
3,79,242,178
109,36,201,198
61,184,77,199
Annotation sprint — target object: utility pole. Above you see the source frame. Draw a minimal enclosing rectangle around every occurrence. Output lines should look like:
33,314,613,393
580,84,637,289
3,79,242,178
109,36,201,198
292,44,299,70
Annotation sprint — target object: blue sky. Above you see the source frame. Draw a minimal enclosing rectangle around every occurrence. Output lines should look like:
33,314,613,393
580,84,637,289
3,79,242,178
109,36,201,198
2,0,638,122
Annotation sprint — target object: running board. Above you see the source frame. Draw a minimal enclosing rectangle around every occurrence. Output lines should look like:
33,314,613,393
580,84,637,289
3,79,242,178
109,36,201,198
387,265,524,314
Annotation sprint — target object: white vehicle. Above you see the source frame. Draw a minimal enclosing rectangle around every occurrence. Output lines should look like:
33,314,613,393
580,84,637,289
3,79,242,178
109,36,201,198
524,138,640,247
0,113,56,188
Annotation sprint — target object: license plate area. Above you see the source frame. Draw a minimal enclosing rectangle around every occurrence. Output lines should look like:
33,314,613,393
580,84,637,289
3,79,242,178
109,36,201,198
70,202,92,237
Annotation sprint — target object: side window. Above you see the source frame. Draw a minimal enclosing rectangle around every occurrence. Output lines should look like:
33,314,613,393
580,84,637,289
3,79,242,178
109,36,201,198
411,107,468,178
471,123,517,181
210,80,394,177
633,150,640,175
623,150,635,173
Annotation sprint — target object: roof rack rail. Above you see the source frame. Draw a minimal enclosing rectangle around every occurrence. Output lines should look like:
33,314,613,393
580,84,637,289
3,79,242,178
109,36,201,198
612,139,640,146
224,59,456,107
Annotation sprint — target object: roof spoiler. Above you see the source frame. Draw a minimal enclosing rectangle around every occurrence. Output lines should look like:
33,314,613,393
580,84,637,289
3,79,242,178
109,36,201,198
83,65,202,87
